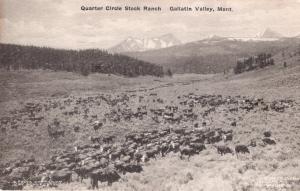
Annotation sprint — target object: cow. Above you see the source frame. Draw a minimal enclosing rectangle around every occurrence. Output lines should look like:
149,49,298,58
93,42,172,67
263,131,272,137
235,145,250,158
92,121,103,132
50,170,72,183
103,135,115,144
222,133,233,142
179,146,196,160
89,167,121,188
214,145,234,155
262,138,276,145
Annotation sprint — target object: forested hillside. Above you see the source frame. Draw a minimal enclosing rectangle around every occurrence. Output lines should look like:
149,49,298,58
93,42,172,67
234,53,274,74
0,44,164,77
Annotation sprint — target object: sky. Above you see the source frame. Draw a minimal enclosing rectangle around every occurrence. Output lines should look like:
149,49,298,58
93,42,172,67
0,0,300,49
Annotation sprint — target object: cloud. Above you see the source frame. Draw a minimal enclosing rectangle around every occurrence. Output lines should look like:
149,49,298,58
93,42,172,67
1,0,300,49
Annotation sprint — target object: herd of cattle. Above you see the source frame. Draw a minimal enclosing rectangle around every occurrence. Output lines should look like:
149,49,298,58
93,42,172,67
0,93,294,134
0,92,296,189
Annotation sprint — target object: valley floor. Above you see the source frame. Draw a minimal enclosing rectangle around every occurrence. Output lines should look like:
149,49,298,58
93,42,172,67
0,63,299,191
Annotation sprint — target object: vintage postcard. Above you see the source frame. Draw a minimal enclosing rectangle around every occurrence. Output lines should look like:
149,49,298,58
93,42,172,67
0,0,299,190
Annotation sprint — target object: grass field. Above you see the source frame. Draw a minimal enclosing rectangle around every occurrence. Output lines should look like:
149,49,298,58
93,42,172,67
0,60,299,190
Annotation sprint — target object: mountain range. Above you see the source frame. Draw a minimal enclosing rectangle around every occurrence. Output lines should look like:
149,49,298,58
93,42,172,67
123,36,299,74
107,28,299,74
109,34,181,53
110,29,287,54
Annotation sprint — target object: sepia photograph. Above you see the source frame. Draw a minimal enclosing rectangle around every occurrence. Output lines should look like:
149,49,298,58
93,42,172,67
0,0,299,190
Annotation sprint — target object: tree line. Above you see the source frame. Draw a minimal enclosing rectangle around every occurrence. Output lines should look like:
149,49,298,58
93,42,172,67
234,53,274,74
0,43,164,77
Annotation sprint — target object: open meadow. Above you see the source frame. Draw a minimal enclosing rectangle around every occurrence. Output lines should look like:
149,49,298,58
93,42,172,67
0,62,300,191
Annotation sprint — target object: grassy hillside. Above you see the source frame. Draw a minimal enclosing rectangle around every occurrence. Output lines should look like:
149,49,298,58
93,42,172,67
0,43,164,77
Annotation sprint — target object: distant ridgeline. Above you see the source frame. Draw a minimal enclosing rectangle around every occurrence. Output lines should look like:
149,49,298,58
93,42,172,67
0,43,164,77
234,53,274,74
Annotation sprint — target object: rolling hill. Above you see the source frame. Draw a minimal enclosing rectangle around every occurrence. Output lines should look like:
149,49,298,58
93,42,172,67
124,36,300,74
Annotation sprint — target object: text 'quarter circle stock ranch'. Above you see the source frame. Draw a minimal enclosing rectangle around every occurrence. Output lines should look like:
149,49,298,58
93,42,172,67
81,6,162,11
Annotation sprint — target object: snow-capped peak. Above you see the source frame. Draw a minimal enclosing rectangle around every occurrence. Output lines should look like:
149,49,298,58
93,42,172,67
109,34,181,53
261,28,283,38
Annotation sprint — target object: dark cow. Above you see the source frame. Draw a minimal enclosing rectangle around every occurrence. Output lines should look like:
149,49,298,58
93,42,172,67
120,163,143,174
231,121,237,127
48,127,65,139
103,135,115,144
73,126,80,132
89,136,101,144
207,135,222,144
109,149,123,161
235,145,250,155
74,167,88,182
262,138,276,145
190,143,206,153
179,146,196,160
144,149,159,160
215,145,233,155
160,143,170,157
263,131,272,137
50,170,72,183
92,121,103,132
